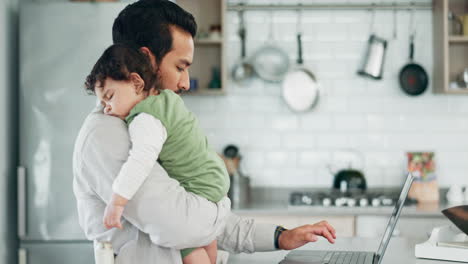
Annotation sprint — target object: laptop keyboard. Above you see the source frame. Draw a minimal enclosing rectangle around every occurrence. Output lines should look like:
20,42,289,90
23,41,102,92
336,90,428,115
323,251,369,264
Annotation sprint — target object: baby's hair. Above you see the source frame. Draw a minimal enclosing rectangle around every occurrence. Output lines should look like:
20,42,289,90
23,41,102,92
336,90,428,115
85,43,158,94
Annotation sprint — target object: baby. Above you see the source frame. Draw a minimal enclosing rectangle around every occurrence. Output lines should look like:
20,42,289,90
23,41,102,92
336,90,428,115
84,44,230,264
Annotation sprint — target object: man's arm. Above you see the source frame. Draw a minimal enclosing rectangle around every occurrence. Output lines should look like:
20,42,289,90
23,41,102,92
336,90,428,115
217,212,277,253
217,213,337,254
74,112,229,249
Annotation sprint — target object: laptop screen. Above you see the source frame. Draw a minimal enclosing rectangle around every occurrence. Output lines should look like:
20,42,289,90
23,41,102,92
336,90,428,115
375,173,414,264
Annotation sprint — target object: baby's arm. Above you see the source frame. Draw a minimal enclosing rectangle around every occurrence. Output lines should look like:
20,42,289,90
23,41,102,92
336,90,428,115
103,193,128,229
105,113,167,228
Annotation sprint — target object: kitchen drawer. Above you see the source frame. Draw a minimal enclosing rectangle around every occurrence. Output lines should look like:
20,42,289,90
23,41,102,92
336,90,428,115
237,214,355,237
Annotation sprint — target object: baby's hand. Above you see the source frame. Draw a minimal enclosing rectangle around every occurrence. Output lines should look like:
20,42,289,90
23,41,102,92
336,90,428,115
103,203,125,229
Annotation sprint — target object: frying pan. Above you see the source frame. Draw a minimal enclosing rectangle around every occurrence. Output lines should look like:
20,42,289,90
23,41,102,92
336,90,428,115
281,11,319,112
399,27,428,96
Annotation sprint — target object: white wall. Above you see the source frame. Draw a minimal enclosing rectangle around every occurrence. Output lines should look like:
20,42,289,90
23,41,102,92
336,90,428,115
183,0,468,188
0,0,18,262
15,0,468,189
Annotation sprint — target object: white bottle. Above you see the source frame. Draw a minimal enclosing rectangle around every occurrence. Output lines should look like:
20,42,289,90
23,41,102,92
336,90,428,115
94,241,115,264
463,186,468,202
446,185,464,205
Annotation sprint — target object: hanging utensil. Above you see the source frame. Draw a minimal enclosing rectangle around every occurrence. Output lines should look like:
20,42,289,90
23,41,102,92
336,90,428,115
357,8,388,80
282,9,319,112
250,11,290,82
399,8,428,96
393,3,397,39
231,8,254,83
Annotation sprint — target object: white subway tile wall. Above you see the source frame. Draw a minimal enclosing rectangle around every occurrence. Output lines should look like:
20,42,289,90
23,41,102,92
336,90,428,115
183,0,468,188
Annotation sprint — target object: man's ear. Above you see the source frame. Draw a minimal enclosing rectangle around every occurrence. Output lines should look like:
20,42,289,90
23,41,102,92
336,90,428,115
129,73,145,94
139,47,158,70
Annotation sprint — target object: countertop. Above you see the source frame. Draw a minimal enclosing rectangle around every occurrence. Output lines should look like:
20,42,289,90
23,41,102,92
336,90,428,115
227,237,459,264
232,187,452,217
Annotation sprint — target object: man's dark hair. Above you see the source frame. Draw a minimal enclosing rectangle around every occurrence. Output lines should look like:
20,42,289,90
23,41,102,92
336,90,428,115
112,0,197,64
84,44,157,94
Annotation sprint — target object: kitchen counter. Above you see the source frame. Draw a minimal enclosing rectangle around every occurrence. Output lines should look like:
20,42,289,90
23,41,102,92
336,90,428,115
232,187,451,217
227,237,458,264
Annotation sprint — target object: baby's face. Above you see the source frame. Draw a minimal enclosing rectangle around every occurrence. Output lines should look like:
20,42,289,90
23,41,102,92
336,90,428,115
95,77,144,120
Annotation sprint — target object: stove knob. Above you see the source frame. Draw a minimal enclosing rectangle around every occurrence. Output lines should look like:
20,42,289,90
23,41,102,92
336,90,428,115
372,198,381,207
359,198,369,207
335,197,346,207
302,196,313,205
322,197,332,207
347,198,356,207
382,197,393,206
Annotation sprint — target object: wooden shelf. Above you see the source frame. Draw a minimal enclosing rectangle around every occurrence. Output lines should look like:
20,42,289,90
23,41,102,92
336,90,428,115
433,0,468,94
177,0,227,96
443,89,468,94
195,39,223,45
185,89,225,96
449,36,468,43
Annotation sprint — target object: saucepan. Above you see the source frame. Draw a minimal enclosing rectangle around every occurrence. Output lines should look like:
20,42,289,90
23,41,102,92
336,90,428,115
357,9,388,80
282,9,319,112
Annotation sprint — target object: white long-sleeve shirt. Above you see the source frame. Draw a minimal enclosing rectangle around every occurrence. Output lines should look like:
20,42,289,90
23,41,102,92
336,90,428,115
72,108,277,263
112,112,168,200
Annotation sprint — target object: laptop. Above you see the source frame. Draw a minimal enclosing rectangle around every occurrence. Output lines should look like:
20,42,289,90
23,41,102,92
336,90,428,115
280,173,415,264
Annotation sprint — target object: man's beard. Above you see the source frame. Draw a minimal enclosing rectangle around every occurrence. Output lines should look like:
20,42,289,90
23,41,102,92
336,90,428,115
154,69,184,95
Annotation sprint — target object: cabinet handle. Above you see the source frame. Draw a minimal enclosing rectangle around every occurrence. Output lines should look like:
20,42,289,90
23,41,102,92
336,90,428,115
17,166,27,238
18,248,27,264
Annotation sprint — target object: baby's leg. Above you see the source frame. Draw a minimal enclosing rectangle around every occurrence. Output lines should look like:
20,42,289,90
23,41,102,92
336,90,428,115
203,240,217,264
182,248,210,264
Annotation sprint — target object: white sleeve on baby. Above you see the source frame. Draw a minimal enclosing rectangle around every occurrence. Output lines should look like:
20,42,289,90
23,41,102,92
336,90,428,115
112,112,167,200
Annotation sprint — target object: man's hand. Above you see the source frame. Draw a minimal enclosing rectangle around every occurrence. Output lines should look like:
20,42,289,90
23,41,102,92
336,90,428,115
278,221,336,250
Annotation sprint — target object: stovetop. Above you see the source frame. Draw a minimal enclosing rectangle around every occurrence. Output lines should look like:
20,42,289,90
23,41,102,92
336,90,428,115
289,190,417,207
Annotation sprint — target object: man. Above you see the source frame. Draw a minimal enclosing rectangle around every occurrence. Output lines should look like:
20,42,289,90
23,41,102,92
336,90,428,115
72,0,336,263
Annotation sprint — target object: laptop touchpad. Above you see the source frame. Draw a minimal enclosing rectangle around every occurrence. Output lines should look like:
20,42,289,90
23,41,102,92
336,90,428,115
280,251,325,264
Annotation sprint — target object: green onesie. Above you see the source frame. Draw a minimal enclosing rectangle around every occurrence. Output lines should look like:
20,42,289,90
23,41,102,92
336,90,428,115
126,89,230,258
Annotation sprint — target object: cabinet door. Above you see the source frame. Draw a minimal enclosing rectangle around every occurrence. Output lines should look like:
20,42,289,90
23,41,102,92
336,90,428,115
397,217,452,240
355,216,450,240
236,214,355,237
19,242,94,264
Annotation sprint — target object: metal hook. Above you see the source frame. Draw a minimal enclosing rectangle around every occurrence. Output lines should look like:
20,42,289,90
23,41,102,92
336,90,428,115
409,2,416,39
297,3,303,34
268,10,274,40
238,4,245,29
369,2,376,33
393,2,397,39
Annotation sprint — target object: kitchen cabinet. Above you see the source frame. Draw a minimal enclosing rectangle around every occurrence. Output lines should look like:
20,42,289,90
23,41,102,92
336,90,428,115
177,0,226,95
235,212,452,240
236,213,355,237
355,215,450,241
433,0,468,94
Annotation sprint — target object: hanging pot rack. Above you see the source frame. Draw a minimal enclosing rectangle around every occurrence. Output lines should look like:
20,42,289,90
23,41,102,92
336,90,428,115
227,2,432,11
